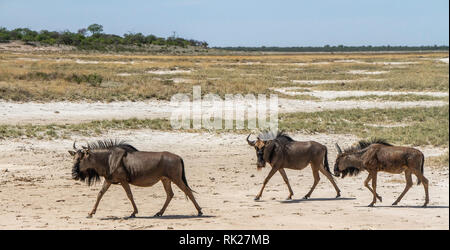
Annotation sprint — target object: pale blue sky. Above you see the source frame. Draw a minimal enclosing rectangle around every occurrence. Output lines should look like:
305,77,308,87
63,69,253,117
0,0,448,46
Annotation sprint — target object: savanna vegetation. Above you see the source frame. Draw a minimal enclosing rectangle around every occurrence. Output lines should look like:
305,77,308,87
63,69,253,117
0,52,448,101
279,106,449,147
0,48,447,150
219,45,449,52
0,25,208,52
1,106,448,148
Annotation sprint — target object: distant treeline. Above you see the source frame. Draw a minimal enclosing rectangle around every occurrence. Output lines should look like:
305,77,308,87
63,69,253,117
0,24,208,51
217,45,449,52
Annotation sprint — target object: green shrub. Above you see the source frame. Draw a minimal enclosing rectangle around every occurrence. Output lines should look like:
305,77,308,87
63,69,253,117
65,73,103,86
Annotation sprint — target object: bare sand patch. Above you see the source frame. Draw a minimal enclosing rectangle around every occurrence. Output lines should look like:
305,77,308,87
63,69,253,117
334,59,364,63
16,57,41,62
274,87,449,99
0,41,73,52
438,58,449,64
291,79,384,85
347,70,389,75
226,61,262,65
75,59,99,64
116,73,135,77
1,98,447,126
0,131,447,229
364,123,411,128
373,62,419,65
146,69,193,75
171,78,194,83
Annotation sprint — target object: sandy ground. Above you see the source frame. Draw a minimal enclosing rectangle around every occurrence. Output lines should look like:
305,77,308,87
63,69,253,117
1,98,448,125
273,88,449,99
0,130,447,230
0,41,73,52
291,79,385,85
438,58,449,64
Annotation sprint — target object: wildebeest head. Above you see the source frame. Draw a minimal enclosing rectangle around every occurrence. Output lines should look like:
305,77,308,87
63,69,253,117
247,133,277,170
247,134,271,169
68,141,100,186
333,143,361,178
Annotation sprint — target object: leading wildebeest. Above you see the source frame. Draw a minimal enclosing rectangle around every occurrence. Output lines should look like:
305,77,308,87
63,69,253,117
69,140,202,218
246,131,341,200
334,139,429,207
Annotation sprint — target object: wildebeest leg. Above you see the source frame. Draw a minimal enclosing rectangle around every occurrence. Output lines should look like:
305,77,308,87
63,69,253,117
278,168,294,200
318,167,341,198
412,169,429,207
303,164,320,199
420,176,429,207
364,173,382,202
120,182,138,218
392,170,413,206
368,171,378,207
155,178,174,217
255,167,278,201
88,181,111,218
173,179,203,216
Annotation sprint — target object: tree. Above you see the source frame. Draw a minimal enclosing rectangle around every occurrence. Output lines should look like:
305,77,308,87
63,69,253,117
87,24,103,35
77,28,87,36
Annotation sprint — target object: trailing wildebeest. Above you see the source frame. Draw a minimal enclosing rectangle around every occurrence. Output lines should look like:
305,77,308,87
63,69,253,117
246,131,341,201
69,140,202,218
334,139,429,207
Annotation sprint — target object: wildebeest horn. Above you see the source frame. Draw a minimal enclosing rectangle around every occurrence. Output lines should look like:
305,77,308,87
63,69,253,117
335,143,342,154
73,141,77,150
247,134,256,146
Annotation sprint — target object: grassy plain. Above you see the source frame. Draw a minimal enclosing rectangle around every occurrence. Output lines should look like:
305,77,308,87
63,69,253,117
0,51,448,101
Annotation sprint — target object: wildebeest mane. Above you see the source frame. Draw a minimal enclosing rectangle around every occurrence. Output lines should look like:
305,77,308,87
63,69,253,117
340,166,361,178
86,139,138,153
72,161,100,186
258,130,294,144
259,131,294,162
344,138,392,154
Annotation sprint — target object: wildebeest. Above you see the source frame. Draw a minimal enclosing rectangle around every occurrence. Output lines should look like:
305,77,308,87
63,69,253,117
246,131,341,200
334,139,429,207
69,140,202,218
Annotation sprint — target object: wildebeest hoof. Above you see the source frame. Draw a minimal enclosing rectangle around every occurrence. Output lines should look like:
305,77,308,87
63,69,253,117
303,196,309,200
198,211,203,217
129,214,136,218
286,196,292,200
336,194,341,198
392,201,398,206
254,197,260,201
378,196,383,202
154,212,163,217
422,203,428,208
86,214,93,218
368,203,375,207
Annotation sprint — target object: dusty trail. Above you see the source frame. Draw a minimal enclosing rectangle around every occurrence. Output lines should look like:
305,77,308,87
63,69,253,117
1,99,447,125
274,88,448,99
0,130,447,229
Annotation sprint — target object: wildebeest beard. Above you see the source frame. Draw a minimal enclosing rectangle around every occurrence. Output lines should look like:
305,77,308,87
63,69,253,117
72,161,100,186
340,166,361,178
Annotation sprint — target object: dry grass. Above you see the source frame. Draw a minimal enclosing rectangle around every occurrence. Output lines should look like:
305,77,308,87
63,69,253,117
1,106,447,147
279,106,449,147
0,51,447,101
427,152,449,169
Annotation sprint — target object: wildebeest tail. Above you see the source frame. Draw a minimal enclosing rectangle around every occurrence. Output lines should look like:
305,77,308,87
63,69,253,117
324,147,332,175
180,158,196,193
417,155,424,185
